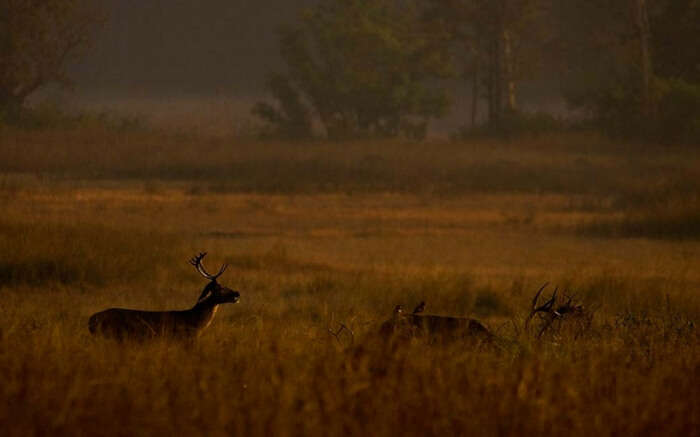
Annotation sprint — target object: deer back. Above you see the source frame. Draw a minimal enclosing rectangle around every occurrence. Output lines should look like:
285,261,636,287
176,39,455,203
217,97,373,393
88,308,210,340
406,314,491,339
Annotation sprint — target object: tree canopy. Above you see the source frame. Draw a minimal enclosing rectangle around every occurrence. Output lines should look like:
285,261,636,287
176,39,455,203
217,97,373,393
0,0,102,119
552,0,700,142
254,0,453,140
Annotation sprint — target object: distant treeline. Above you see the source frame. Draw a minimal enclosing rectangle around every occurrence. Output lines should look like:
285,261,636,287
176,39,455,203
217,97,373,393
253,0,700,142
1,0,698,143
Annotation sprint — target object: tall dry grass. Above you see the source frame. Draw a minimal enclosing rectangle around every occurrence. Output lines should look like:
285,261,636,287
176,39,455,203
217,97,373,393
0,129,699,435
2,128,698,196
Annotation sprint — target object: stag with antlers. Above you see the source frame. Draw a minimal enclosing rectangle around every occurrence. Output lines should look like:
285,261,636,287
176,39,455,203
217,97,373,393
88,252,240,340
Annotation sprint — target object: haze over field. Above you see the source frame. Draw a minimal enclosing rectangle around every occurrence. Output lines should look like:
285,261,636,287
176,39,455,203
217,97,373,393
7,0,697,141
72,0,315,97
46,1,311,133
53,0,563,134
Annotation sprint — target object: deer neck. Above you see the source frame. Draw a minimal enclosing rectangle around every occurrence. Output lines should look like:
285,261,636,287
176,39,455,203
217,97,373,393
190,298,220,331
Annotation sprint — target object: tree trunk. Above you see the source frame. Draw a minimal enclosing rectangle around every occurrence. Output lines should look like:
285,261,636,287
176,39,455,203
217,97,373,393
633,0,654,117
486,1,506,126
503,29,517,112
487,32,503,125
471,53,479,127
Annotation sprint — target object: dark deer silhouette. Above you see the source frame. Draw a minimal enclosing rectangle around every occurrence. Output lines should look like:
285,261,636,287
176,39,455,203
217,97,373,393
89,253,240,340
381,303,493,343
526,283,590,338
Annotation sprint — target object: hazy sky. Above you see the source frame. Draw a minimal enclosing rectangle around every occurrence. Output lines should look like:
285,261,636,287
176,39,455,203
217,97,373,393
71,0,315,99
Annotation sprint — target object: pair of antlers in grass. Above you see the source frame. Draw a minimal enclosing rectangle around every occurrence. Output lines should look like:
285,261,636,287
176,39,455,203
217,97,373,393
526,282,586,338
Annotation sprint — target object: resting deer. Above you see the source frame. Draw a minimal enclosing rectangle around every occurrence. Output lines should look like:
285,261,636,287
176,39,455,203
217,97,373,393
89,253,240,340
380,302,493,343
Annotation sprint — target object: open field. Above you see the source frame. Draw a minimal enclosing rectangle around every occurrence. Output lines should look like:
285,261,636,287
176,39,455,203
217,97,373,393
1,129,699,436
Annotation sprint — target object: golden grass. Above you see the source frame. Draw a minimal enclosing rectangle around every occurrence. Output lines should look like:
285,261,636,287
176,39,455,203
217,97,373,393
0,130,699,435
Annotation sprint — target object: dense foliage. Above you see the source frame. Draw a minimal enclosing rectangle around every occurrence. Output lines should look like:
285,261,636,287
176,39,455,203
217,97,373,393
254,0,452,140
255,0,699,142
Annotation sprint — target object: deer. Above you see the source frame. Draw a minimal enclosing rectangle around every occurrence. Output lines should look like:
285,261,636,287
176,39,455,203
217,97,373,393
380,302,493,343
525,283,590,339
88,253,240,340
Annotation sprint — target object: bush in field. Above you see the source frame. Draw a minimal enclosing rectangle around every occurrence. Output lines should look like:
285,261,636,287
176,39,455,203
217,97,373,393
252,73,314,141
654,78,700,144
254,0,452,140
592,78,700,144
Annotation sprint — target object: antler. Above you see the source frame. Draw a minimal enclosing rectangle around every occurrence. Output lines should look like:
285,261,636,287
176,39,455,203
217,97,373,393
328,322,354,346
531,282,549,311
525,283,558,329
527,285,590,338
189,252,228,281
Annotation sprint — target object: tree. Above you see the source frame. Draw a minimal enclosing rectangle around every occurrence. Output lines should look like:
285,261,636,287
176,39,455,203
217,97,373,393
633,0,653,117
553,0,700,142
254,0,453,140
0,0,102,119
552,1,648,118
426,0,548,126
651,0,700,84
252,73,314,140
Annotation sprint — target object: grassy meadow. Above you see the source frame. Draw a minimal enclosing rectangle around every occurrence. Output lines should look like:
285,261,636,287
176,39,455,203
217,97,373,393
0,127,699,436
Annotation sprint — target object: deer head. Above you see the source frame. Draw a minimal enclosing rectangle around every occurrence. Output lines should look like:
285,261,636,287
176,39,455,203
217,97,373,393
189,252,240,305
526,283,586,338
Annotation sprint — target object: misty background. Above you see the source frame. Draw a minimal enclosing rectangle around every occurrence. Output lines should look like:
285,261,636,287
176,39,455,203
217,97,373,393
52,0,561,135
51,1,311,134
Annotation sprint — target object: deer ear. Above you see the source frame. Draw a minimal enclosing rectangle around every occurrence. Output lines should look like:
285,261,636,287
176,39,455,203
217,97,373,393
413,301,425,314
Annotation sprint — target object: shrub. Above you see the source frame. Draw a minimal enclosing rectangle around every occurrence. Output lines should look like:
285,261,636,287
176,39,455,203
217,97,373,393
453,110,567,139
593,78,700,144
5,101,148,133
655,78,700,144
